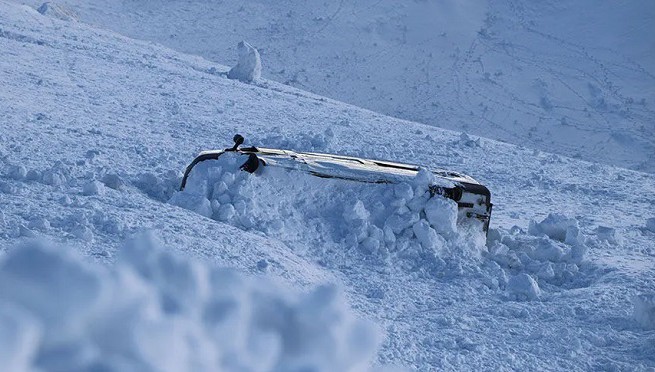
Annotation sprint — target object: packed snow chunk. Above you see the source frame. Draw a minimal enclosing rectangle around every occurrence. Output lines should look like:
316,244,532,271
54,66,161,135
424,196,458,236
36,2,78,21
18,225,36,238
82,180,104,196
41,169,65,187
0,180,17,194
25,169,41,182
633,294,655,330
458,132,481,147
528,213,581,244
360,236,381,255
71,224,94,241
169,192,212,218
646,218,655,233
385,212,419,235
101,173,125,190
216,203,235,221
413,220,446,253
531,237,566,262
595,226,619,244
7,165,27,180
412,168,436,191
227,41,262,83
507,273,541,301
343,200,370,222
394,182,414,201
28,218,50,231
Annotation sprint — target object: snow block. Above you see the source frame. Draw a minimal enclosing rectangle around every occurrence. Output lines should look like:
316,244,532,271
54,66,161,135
507,273,541,301
82,180,104,196
595,226,619,244
412,220,442,252
528,213,579,243
633,294,655,330
101,173,125,190
424,196,458,236
7,165,27,180
646,218,655,233
227,41,262,83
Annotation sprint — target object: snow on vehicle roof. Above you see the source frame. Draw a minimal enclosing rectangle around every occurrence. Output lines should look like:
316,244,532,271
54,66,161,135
197,147,478,186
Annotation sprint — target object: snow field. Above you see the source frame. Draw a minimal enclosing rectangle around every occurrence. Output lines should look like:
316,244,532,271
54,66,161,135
0,235,379,371
25,0,655,172
1,1,654,368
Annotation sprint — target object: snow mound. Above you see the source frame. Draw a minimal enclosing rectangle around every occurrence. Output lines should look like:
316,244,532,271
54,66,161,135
227,41,262,83
633,294,655,330
170,152,486,277
0,236,379,371
487,215,589,294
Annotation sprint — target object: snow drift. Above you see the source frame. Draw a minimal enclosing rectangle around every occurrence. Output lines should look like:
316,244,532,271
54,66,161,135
0,235,379,371
171,153,591,299
170,152,487,277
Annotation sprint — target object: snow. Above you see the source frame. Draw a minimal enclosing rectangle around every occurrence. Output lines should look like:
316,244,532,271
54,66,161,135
0,237,379,371
19,0,655,173
227,41,262,83
507,273,541,301
528,213,583,246
647,218,655,234
1,0,654,369
36,1,77,21
634,294,655,330
170,151,485,269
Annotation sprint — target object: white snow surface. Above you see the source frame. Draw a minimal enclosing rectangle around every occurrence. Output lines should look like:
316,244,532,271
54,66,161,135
227,41,262,83
1,1,654,370
0,236,379,371
17,0,655,173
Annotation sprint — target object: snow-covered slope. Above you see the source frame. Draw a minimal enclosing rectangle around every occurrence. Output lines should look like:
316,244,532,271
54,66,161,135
1,1,655,370
18,0,655,173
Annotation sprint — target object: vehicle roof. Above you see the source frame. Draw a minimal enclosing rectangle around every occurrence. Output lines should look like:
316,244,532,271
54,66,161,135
197,147,482,186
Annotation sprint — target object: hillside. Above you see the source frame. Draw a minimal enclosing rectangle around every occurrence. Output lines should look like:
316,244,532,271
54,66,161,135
18,0,655,173
1,1,654,370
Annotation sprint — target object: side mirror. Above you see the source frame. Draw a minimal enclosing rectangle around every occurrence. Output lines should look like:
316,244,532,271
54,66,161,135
230,134,245,151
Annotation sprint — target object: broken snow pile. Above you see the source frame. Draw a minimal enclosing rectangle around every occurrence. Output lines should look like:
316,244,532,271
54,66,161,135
170,153,596,302
170,152,487,277
0,236,379,371
487,213,588,300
